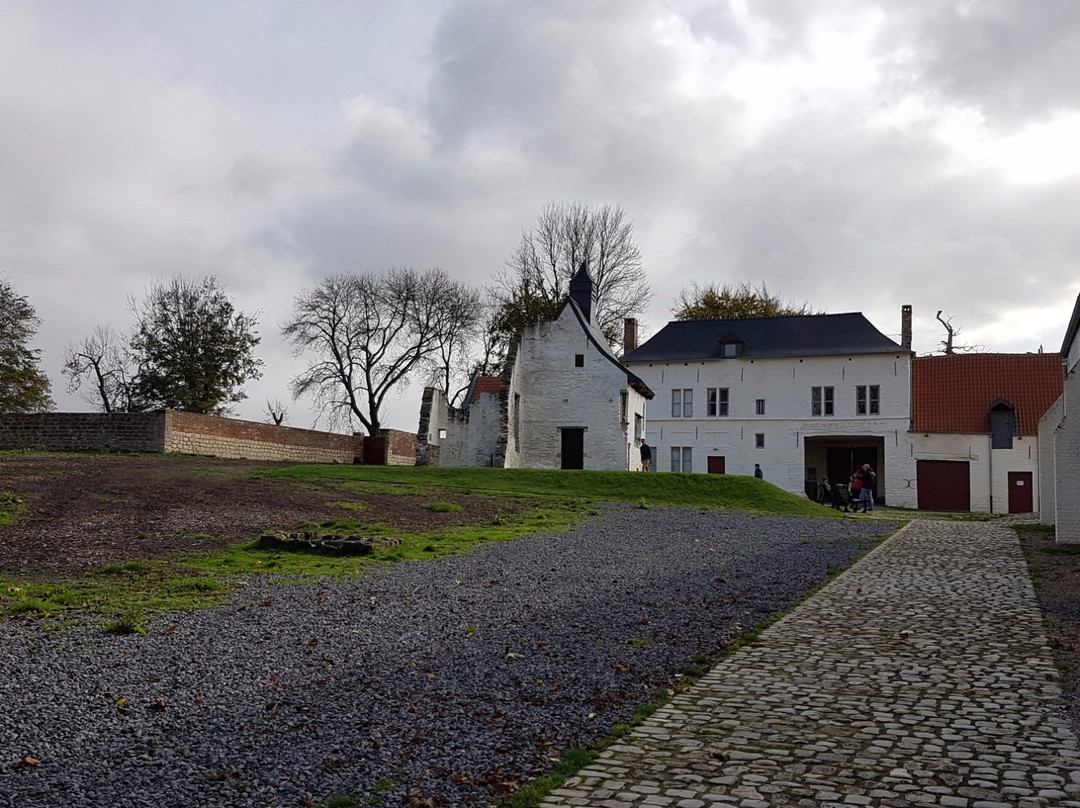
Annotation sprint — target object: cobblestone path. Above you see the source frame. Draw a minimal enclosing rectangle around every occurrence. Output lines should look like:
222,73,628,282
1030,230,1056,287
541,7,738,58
542,521,1080,808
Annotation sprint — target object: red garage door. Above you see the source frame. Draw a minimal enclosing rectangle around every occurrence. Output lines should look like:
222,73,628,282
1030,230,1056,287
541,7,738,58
917,460,970,511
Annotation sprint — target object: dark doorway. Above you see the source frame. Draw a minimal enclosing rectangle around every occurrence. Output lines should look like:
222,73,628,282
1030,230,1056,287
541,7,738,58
917,460,970,511
826,447,878,488
362,436,387,465
1008,471,1033,513
560,428,585,470
707,456,726,474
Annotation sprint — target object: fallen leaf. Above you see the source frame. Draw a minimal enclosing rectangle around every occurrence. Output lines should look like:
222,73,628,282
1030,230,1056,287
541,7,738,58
505,652,523,659
115,697,127,707
11,756,39,769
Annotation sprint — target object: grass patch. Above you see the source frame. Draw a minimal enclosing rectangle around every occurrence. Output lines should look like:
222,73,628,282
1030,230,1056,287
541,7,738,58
258,465,831,516
423,502,463,513
326,500,368,513
0,491,28,527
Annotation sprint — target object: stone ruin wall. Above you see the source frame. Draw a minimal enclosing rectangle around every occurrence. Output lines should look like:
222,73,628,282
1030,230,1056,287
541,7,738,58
0,411,418,466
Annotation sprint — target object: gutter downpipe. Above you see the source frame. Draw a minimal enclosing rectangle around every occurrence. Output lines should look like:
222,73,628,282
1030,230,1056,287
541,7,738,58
988,435,994,515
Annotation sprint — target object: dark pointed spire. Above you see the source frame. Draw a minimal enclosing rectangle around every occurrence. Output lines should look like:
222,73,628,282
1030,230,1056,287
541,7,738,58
569,260,592,323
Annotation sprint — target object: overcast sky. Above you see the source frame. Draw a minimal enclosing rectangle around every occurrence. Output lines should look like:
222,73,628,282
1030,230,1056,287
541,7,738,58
5,0,1079,432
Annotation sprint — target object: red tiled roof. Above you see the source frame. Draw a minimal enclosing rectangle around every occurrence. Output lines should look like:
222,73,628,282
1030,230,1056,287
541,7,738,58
912,354,1062,435
468,375,501,404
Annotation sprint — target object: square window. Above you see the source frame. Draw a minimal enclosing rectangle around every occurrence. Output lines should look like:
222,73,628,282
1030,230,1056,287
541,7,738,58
720,343,738,358
575,354,584,367
755,398,765,416
671,446,692,472
708,388,729,417
437,428,447,440
755,433,765,448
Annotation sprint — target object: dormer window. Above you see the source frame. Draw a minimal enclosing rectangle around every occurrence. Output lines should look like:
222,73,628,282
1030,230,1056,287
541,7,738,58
720,342,739,358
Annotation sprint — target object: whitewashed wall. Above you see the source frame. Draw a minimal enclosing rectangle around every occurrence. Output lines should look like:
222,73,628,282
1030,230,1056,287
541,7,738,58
627,352,917,507
515,311,644,470
910,432,1040,514
1055,351,1080,542
1038,395,1063,525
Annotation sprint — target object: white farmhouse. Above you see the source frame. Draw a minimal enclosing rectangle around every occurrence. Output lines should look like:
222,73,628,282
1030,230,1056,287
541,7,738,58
417,264,654,470
621,307,917,507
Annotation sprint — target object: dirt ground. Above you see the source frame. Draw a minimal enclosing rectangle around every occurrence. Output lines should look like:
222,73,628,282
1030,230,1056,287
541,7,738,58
0,452,525,578
1,453,1078,737
1018,526,1080,738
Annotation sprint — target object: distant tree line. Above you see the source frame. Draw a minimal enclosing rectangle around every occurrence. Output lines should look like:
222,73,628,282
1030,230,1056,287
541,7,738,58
16,200,956,431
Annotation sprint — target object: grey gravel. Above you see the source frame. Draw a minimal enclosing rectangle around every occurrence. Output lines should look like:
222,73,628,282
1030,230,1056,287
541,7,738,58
0,505,891,807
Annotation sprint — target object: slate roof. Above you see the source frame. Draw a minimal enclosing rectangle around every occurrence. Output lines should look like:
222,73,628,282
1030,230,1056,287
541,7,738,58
911,353,1062,435
555,298,655,399
622,313,904,362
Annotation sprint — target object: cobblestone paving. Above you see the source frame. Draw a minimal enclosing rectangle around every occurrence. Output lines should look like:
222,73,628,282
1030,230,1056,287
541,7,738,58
541,521,1080,808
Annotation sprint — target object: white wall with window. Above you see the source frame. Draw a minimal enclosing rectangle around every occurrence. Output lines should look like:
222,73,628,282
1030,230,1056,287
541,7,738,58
624,352,915,507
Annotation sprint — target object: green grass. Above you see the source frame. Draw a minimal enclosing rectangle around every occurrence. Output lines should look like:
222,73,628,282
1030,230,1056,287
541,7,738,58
0,491,28,527
0,465,851,627
423,502,463,513
0,499,585,622
257,465,831,516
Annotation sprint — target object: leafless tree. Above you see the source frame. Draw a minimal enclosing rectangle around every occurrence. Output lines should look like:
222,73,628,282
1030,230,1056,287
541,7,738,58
419,271,484,407
263,397,288,425
491,202,651,347
62,325,137,412
282,268,480,434
935,311,983,355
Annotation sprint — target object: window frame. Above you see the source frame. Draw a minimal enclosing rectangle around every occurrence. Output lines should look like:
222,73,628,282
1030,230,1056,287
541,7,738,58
706,387,729,417
672,388,693,418
671,446,693,473
755,398,765,416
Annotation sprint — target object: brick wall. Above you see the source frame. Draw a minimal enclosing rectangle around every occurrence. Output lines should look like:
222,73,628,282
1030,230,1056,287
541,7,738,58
0,412,167,452
383,429,417,466
164,411,363,464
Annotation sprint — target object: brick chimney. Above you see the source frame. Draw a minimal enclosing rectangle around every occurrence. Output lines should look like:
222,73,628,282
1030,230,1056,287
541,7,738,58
901,305,912,351
623,318,638,356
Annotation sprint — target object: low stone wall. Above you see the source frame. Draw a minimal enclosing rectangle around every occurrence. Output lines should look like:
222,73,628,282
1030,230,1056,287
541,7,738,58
0,412,167,452
0,411,416,466
164,411,363,464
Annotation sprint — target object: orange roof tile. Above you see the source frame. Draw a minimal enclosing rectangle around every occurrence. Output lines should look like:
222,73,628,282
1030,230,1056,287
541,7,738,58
911,354,1062,435
468,375,501,404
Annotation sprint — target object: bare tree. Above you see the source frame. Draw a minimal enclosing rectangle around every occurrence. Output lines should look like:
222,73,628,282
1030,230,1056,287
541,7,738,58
62,325,137,413
263,398,288,425
282,268,479,434
491,202,651,347
935,311,982,355
421,275,485,406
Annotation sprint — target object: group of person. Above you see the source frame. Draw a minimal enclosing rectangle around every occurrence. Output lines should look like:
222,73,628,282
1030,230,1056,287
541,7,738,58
818,463,877,513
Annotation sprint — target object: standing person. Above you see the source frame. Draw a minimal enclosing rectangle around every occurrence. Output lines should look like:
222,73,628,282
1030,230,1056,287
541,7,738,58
861,464,877,512
754,463,763,479
639,439,652,472
849,469,864,512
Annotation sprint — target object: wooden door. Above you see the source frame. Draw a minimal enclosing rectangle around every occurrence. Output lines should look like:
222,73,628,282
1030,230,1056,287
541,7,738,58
560,428,584,470
707,456,726,474
1008,471,1033,513
917,460,970,511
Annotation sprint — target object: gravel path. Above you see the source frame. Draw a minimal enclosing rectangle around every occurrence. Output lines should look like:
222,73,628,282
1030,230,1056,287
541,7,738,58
0,506,891,808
